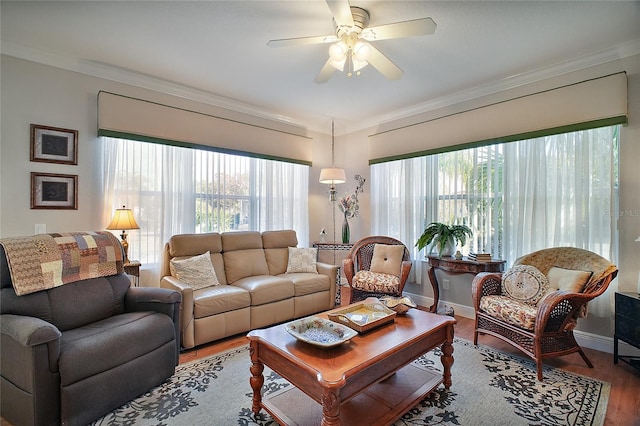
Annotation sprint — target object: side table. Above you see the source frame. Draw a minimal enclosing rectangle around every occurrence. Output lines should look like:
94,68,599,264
124,260,141,287
312,241,354,306
614,292,640,371
426,255,506,313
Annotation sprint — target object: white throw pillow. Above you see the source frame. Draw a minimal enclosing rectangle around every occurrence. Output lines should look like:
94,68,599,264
170,251,220,290
286,247,318,274
547,266,592,293
502,265,550,306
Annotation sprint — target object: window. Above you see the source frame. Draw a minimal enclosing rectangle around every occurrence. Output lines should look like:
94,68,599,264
372,125,619,315
102,137,309,284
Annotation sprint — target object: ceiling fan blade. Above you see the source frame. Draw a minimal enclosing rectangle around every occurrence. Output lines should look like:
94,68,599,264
366,44,403,80
315,58,336,84
363,18,437,41
326,0,354,27
268,34,338,48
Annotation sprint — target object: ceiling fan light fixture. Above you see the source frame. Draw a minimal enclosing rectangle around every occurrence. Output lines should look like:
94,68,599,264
329,41,348,71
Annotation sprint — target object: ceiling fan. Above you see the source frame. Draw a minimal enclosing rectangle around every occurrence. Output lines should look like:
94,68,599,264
267,0,436,83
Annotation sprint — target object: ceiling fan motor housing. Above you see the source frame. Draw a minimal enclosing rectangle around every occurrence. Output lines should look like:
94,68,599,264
334,6,370,39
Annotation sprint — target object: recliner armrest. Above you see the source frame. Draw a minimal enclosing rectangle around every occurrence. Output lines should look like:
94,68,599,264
1,314,61,373
125,287,182,362
1,314,61,347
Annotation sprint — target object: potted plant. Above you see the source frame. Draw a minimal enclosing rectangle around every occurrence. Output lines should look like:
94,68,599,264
415,222,473,257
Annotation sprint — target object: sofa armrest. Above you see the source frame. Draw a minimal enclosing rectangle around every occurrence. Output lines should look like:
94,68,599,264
125,287,182,362
160,276,195,349
316,262,339,305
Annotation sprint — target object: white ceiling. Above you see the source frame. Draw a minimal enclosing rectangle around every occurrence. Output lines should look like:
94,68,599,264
2,1,639,134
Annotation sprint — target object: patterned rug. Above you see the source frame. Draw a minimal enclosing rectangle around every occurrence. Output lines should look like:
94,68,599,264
92,338,609,426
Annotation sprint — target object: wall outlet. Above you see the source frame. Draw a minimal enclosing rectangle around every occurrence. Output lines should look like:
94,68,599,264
35,224,46,234
443,279,450,290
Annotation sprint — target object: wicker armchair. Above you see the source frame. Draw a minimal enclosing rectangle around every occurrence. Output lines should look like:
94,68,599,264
343,236,412,303
472,247,618,380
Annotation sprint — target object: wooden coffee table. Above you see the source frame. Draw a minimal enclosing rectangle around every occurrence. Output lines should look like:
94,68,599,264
247,306,456,426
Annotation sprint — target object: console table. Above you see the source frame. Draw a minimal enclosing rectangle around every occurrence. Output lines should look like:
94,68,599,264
426,255,506,313
312,241,354,306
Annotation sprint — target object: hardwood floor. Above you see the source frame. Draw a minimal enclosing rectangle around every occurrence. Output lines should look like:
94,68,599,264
180,289,640,426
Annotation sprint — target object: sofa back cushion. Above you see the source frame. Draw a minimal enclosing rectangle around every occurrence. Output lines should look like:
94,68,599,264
222,232,269,283
262,230,298,275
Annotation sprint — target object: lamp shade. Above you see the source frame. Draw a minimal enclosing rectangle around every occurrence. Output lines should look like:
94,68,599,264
106,206,140,230
319,168,346,184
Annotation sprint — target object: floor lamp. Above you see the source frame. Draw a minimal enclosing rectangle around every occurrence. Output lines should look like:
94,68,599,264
319,120,346,262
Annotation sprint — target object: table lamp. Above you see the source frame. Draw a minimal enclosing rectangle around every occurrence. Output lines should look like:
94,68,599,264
106,205,140,264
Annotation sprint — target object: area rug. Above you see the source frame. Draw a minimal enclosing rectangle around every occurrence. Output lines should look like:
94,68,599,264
92,338,609,425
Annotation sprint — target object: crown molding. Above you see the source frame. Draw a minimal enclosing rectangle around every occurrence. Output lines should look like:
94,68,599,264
3,38,639,137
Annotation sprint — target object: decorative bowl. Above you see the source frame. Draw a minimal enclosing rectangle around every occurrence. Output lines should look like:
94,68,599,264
379,296,417,314
285,317,358,348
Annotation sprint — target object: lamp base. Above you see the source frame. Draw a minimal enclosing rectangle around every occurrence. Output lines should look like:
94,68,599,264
120,231,130,264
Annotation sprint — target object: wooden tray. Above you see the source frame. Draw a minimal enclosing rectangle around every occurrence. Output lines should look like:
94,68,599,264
328,300,396,333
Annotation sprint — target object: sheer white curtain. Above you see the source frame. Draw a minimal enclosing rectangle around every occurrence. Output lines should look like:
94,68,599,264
103,137,309,286
371,125,619,316
501,127,618,315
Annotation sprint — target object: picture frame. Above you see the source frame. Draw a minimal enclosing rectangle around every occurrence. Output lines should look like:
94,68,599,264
31,172,78,210
30,124,78,165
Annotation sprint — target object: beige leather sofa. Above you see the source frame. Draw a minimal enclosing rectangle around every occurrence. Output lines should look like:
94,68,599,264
161,230,338,349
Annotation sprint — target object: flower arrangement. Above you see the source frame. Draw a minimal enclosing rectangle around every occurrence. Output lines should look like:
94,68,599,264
339,175,366,219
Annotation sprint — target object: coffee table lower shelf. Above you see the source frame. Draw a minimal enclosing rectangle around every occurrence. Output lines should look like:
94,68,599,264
262,363,442,426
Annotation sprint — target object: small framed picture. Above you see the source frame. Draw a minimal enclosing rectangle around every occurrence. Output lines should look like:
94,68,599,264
31,172,78,210
30,124,78,165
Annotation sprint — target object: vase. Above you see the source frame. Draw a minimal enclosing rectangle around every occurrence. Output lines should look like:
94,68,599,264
342,214,350,244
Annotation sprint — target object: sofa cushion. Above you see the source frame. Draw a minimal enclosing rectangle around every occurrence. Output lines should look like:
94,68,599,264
59,311,175,385
193,285,251,319
263,230,300,275
232,275,294,306
480,295,538,330
502,265,549,306
223,249,270,283
170,252,220,290
168,233,222,257
370,244,404,277
352,270,401,294
262,230,298,248
286,247,318,274
547,266,592,293
279,272,330,296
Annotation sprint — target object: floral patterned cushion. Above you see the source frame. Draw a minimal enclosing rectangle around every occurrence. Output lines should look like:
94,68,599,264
352,270,400,294
480,295,538,330
502,265,550,306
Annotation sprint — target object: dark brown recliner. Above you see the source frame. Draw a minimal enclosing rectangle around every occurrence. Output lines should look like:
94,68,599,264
0,235,182,426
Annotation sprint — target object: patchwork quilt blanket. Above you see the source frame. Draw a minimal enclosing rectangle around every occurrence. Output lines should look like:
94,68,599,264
0,231,123,296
